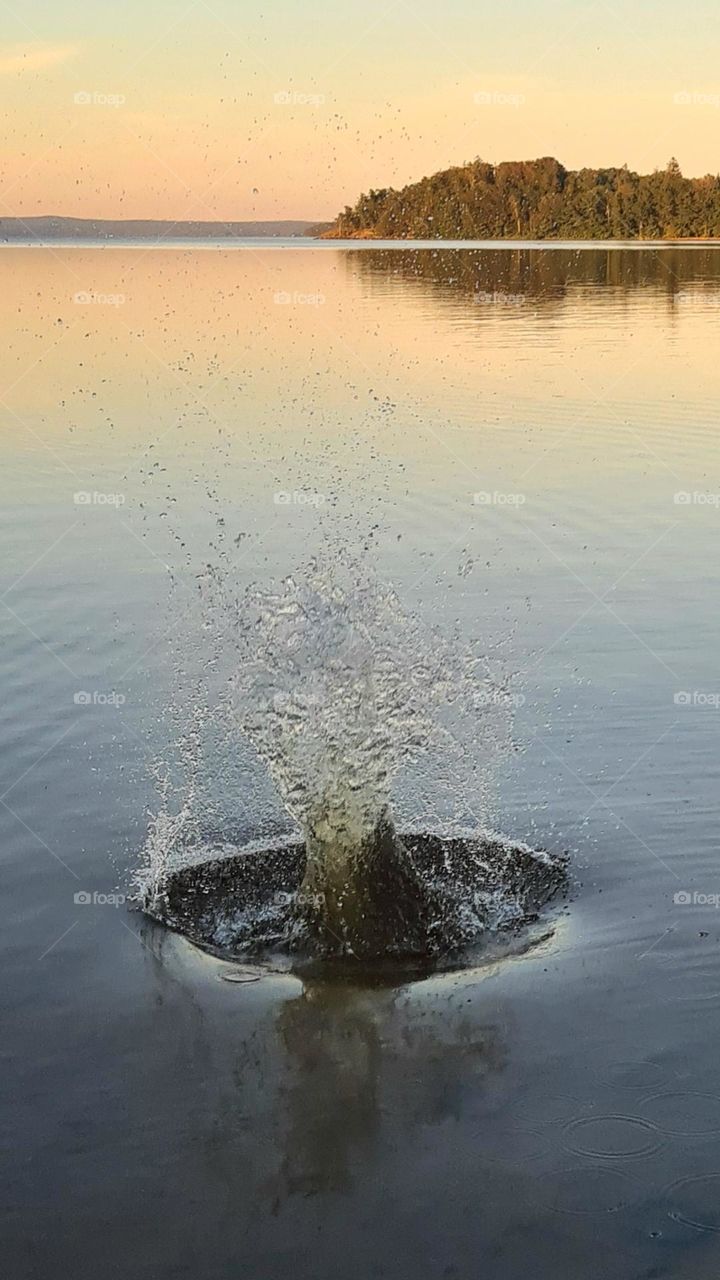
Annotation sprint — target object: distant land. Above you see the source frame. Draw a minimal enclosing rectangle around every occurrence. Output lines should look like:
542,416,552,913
0,217,330,242
323,157,720,240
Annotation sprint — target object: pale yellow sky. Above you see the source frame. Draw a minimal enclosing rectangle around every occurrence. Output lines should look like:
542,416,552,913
1,1,720,220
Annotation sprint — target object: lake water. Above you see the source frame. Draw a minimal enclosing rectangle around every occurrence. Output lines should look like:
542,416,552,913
3,244,720,1278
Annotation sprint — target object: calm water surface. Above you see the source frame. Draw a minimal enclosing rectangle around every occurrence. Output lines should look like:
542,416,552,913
3,246,720,1278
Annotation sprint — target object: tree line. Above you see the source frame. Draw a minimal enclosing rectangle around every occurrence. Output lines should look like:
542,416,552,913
324,157,720,239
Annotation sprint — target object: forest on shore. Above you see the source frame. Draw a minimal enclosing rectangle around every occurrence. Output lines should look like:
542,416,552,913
323,157,720,239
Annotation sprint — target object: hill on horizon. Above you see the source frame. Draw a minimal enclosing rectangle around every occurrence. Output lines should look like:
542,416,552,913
0,216,323,242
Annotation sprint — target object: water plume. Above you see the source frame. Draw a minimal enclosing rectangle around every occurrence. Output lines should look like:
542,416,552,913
137,554,566,964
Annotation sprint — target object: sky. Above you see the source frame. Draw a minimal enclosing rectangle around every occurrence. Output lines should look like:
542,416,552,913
2,0,720,221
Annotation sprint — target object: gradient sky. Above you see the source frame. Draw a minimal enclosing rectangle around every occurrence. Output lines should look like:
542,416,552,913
2,0,720,220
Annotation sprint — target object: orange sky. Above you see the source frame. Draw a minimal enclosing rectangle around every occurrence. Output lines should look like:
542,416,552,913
2,1,720,220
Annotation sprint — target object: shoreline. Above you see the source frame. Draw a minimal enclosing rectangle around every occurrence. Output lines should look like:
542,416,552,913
4,236,720,250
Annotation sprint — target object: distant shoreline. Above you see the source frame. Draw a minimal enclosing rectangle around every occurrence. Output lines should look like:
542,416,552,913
3,215,720,249
3,237,720,250
0,216,325,242
4,214,720,250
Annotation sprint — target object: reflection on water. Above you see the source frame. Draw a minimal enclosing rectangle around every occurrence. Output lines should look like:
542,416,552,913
269,978,505,1200
350,245,720,304
274,983,386,1197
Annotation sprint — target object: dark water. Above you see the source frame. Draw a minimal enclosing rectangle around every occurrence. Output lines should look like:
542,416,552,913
3,246,720,1278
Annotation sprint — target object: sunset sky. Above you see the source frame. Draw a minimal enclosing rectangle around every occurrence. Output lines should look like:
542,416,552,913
2,0,720,221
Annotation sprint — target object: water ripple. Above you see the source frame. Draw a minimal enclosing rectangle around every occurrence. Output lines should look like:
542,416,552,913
561,1113,662,1160
665,1172,720,1232
639,1091,720,1137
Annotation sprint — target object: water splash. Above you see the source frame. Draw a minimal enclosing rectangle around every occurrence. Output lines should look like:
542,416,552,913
136,553,566,962
227,553,511,835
